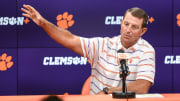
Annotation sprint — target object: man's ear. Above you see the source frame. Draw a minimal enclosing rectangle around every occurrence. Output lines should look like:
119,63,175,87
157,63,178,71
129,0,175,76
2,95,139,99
121,20,123,27
140,27,147,37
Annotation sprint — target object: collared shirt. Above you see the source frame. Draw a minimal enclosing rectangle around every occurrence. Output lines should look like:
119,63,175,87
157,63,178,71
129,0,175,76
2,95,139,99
80,35,155,95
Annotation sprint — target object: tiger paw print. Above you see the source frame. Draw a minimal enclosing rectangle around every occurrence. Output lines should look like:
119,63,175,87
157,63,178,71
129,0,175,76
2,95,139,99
177,13,180,27
0,53,14,71
56,12,75,29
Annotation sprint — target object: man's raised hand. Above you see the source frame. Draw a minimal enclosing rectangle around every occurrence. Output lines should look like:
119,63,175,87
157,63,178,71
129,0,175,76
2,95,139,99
21,4,44,26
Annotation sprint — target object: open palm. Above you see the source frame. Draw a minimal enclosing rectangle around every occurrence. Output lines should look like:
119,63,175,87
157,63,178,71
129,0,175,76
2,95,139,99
21,4,44,26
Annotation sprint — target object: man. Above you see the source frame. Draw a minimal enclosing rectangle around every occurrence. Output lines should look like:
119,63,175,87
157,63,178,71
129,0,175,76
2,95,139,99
21,5,155,95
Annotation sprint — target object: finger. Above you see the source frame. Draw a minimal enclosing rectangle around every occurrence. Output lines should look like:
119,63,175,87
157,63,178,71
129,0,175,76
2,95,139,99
25,5,36,13
23,4,33,12
21,8,30,14
23,4,30,11
22,13,30,18
28,5,36,11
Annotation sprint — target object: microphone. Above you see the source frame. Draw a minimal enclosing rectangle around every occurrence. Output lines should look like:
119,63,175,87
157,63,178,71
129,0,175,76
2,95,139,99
112,49,135,99
117,49,129,75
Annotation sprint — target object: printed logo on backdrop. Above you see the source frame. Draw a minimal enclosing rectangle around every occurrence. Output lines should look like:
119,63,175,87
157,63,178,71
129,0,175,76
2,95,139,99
164,55,180,64
56,12,75,29
0,17,30,25
43,56,87,66
105,16,155,25
0,53,14,71
177,13,180,27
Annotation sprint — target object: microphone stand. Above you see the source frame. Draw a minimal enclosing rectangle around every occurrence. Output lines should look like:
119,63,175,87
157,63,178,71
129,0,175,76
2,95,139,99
112,60,135,99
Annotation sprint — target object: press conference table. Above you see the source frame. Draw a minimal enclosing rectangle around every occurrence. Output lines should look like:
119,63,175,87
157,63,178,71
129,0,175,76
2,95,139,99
0,94,180,101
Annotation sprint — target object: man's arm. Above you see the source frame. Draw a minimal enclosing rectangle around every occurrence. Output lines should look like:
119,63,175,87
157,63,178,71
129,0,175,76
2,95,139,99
21,4,83,56
97,79,151,94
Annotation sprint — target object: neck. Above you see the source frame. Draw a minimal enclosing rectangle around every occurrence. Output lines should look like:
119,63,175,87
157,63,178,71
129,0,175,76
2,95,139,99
121,41,132,49
121,38,139,49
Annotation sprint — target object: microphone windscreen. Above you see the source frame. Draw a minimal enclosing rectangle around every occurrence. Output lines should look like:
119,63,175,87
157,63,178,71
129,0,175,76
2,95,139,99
117,49,124,53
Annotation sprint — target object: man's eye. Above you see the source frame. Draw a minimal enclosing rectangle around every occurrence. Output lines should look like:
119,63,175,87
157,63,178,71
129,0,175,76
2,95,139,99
124,23,128,26
132,26,138,29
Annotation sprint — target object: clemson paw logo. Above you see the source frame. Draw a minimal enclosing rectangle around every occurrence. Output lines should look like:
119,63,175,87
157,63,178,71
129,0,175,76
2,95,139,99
0,53,14,71
56,12,75,29
177,13,180,27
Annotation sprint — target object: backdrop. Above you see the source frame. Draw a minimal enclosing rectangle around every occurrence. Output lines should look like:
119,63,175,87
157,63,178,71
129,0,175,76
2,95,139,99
0,0,179,95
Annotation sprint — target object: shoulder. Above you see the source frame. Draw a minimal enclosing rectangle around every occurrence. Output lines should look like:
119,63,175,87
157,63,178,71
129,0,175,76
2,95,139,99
138,38,155,53
103,35,120,45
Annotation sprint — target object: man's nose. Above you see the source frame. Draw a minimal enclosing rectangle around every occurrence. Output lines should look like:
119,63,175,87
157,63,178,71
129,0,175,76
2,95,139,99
126,26,131,33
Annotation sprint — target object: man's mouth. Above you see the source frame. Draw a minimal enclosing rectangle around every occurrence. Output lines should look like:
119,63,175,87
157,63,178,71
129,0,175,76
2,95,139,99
124,35,131,39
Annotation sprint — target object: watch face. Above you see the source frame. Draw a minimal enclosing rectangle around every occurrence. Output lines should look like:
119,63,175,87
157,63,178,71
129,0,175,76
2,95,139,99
103,87,109,94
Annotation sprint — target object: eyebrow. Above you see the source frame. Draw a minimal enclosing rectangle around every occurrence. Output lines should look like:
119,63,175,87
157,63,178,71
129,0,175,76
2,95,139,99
124,21,139,27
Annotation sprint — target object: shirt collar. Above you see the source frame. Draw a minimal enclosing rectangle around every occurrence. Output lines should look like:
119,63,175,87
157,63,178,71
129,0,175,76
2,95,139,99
118,35,142,52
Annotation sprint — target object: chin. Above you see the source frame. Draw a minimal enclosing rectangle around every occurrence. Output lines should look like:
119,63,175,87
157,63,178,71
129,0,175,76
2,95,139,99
124,39,131,43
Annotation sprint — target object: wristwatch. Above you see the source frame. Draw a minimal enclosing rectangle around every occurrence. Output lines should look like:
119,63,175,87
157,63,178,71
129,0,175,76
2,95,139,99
103,87,109,94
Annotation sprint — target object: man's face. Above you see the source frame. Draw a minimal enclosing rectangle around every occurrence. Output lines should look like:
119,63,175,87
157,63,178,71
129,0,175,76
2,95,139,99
120,12,147,48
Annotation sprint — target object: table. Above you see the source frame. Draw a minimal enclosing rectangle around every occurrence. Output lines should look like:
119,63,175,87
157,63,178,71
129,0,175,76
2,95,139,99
0,94,180,101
